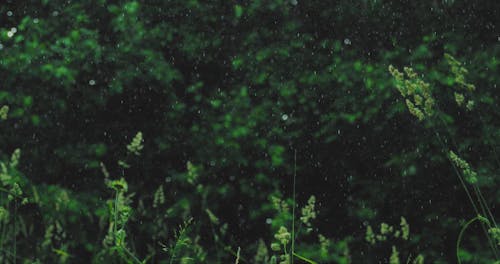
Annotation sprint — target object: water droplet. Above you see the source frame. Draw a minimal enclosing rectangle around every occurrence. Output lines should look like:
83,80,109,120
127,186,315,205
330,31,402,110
10,28,17,33
290,0,298,5
0,43,3,50
89,79,96,85
266,218,272,224
6,11,13,17
281,114,288,121
33,18,39,24
344,38,351,45
7,31,14,38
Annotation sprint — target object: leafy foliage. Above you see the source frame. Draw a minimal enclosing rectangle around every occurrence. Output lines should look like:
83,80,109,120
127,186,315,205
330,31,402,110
0,0,500,263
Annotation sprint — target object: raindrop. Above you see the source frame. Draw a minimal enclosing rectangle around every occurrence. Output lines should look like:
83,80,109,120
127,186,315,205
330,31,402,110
344,38,352,45
265,218,272,224
281,114,289,121
0,43,3,50
7,31,14,38
89,79,96,85
6,11,13,17
290,0,298,5
33,18,39,24
10,28,17,33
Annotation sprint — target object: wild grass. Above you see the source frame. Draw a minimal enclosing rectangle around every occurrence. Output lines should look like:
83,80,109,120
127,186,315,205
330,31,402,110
0,53,498,263
389,53,500,263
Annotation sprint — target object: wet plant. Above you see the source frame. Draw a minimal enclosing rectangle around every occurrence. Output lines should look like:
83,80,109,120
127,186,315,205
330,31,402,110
389,54,499,262
0,106,31,264
98,132,146,263
364,217,424,263
264,151,350,264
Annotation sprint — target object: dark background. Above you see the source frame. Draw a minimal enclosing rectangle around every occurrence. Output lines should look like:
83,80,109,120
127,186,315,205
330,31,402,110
0,0,499,263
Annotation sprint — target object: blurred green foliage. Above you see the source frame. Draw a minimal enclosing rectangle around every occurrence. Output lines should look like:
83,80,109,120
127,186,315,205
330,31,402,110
0,0,500,263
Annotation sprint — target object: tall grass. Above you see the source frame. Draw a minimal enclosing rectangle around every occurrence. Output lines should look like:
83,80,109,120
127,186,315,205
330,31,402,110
389,54,500,262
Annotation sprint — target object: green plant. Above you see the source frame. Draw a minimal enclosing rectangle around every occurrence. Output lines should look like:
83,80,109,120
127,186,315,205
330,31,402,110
97,132,145,263
164,218,193,264
0,106,32,263
364,217,424,263
389,54,499,262
264,151,350,264
2,1,500,262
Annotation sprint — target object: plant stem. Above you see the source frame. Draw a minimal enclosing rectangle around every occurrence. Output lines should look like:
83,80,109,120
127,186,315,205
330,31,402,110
433,121,499,259
114,191,118,241
457,215,490,264
13,198,16,264
120,245,143,264
292,252,318,264
291,149,297,264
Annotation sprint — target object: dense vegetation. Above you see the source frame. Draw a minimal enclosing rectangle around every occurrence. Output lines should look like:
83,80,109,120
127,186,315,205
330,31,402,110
0,0,500,263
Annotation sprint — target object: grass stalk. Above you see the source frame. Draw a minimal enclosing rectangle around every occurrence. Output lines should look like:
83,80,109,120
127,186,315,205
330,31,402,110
457,215,490,264
291,149,297,264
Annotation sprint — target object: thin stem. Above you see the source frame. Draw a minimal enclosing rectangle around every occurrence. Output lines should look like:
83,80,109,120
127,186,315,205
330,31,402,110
405,253,412,264
434,116,499,258
234,247,240,264
438,114,498,230
114,191,119,241
476,186,498,229
433,128,479,215
292,252,318,264
120,245,143,264
13,198,16,264
434,128,500,258
169,220,192,264
472,185,500,259
475,110,500,229
223,246,248,264
291,149,297,264
457,215,490,264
